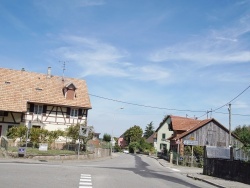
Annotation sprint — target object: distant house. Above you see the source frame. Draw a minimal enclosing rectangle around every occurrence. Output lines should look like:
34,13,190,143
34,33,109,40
0,67,92,141
155,115,204,152
146,132,157,149
118,133,127,148
168,118,243,155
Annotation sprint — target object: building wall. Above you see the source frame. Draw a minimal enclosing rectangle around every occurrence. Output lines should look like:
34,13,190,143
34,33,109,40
156,118,173,152
182,122,243,148
0,104,88,142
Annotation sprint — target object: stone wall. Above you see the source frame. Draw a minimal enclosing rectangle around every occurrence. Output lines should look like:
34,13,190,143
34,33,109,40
203,158,250,185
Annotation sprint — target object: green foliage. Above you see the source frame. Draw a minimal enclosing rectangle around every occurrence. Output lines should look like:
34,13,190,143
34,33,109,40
129,142,140,153
194,146,203,157
233,125,250,151
65,124,94,151
184,146,204,157
144,121,154,139
7,125,27,144
138,138,152,152
114,142,122,152
48,130,64,149
124,125,143,144
103,133,111,142
29,127,41,148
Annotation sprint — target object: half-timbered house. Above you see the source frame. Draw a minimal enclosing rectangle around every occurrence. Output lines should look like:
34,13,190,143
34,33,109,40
0,67,92,141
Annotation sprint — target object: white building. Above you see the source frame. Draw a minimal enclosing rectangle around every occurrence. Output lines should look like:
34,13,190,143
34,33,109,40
0,67,92,140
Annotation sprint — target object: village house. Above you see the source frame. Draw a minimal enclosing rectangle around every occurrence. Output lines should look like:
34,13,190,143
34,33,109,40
168,118,243,155
0,67,92,143
155,115,199,153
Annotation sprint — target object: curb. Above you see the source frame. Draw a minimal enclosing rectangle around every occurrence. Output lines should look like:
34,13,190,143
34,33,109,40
186,174,226,188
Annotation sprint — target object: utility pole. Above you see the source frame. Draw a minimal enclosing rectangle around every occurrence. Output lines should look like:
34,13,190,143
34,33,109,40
228,103,231,147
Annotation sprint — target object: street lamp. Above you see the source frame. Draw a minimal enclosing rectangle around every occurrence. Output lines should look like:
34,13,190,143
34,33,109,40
25,120,31,156
110,107,124,158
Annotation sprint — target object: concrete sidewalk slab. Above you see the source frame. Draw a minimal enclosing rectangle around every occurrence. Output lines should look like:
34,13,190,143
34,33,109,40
154,157,250,188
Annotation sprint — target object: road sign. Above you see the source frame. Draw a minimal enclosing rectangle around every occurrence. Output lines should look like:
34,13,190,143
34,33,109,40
176,140,181,144
79,126,89,136
183,140,198,146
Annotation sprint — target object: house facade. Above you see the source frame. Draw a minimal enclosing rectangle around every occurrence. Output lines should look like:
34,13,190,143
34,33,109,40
155,115,207,153
155,116,173,152
168,118,243,155
0,67,92,141
118,133,127,148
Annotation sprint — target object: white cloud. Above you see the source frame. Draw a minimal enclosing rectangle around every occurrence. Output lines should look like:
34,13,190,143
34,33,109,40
149,14,250,66
51,35,171,82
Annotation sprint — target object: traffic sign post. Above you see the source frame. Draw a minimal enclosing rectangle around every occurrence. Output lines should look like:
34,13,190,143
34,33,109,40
176,139,181,166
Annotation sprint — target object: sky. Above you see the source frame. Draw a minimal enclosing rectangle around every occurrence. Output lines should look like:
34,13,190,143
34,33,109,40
0,0,250,138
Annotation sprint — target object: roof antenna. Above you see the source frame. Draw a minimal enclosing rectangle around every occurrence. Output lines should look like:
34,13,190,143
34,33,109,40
59,61,66,81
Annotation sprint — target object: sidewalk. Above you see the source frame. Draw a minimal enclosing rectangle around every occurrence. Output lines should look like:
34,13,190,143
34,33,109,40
156,157,249,188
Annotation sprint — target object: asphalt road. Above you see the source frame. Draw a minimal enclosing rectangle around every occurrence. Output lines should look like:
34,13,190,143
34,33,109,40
0,153,217,188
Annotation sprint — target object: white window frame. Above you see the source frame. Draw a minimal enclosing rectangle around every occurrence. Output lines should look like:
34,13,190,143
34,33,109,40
34,105,43,115
70,108,78,118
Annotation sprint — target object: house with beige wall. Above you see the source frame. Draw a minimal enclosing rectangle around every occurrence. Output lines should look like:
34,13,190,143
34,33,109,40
0,67,91,143
155,116,173,152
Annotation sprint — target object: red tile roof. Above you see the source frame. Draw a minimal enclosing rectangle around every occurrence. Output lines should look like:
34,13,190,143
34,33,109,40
170,115,201,131
0,67,92,112
173,118,213,140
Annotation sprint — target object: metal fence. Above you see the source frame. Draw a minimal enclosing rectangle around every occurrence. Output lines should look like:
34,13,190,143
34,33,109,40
233,148,250,161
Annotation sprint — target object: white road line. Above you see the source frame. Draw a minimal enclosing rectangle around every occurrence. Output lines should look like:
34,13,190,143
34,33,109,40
80,179,92,182
171,168,180,172
79,174,92,188
79,182,92,185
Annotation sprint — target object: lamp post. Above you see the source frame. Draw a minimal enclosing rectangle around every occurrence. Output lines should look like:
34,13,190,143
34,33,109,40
111,107,124,158
25,120,31,156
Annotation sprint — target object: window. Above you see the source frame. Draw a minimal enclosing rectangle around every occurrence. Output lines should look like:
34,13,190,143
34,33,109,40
34,105,43,114
162,133,166,139
70,109,78,117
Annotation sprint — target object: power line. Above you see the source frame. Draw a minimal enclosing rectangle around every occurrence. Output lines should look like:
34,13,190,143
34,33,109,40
88,93,206,113
88,83,250,118
212,84,250,112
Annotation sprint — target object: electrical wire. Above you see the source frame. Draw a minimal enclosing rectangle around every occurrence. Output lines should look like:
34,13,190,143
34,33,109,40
88,83,250,118
88,93,206,113
212,84,250,112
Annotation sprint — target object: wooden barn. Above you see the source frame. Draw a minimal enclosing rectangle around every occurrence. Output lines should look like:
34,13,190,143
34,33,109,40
168,118,243,155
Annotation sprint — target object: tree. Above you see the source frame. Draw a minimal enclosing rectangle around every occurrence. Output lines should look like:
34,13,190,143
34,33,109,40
233,125,250,150
144,121,154,139
124,125,143,145
66,124,94,151
103,133,111,142
7,125,27,145
48,130,64,149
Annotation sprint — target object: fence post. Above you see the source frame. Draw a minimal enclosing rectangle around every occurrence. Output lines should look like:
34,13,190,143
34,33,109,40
203,146,207,175
170,151,173,166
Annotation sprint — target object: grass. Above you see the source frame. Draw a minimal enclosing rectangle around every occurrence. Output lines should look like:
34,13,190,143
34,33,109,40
8,146,85,156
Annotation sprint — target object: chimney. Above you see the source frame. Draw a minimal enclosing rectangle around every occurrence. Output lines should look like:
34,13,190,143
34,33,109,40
47,67,51,78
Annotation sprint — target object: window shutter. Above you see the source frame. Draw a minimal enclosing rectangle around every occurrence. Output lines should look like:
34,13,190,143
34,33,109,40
30,104,34,112
43,105,47,114
67,107,71,115
78,109,82,116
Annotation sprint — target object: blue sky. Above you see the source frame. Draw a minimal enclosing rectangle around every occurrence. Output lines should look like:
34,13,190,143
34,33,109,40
0,0,250,137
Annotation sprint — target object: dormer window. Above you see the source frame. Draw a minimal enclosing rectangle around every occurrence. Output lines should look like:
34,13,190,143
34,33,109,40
63,83,77,100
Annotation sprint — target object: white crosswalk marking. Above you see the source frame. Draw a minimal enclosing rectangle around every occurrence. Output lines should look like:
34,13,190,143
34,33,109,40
79,174,93,188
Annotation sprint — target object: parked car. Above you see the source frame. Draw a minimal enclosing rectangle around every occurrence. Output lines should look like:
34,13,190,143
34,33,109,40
123,150,129,154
